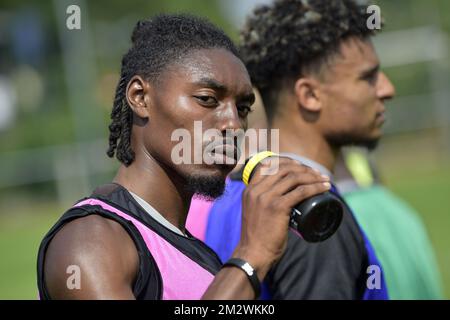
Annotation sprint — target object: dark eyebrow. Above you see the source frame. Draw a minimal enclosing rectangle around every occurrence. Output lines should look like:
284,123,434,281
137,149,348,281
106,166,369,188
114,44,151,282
193,77,255,104
238,91,256,105
360,64,380,78
193,78,227,92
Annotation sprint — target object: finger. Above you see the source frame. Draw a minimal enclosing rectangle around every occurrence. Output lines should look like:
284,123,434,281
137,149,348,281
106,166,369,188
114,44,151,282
253,160,327,191
269,170,330,196
281,181,331,209
250,161,309,192
248,157,295,185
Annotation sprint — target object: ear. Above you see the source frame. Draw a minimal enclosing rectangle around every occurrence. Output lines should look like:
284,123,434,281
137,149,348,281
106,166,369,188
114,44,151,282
294,77,322,112
126,75,152,118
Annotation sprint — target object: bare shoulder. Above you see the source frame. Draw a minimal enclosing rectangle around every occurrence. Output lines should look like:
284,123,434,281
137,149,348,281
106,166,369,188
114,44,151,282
44,214,138,299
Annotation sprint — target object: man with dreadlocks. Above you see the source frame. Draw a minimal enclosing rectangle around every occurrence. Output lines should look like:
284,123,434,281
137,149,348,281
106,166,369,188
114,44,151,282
36,14,330,300
204,0,396,299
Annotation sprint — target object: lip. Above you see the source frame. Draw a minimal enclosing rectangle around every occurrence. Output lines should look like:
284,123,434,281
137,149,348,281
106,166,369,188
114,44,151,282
207,151,238,165
204,142,239,165
376,111,386,125
211,144,237,155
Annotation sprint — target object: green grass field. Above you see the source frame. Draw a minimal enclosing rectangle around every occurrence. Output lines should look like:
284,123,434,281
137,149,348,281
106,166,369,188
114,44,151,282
383,162,450,299
0,203,61,299
1,152,449,299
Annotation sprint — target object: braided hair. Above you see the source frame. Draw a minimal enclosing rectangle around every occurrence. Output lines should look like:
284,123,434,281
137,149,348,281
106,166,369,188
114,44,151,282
107,14,239,166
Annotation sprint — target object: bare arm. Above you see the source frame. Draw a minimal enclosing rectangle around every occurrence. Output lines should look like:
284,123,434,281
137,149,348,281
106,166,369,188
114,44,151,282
43,215,139,300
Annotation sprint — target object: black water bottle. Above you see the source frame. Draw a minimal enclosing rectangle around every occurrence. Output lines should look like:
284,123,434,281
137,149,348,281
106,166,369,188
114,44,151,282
243,152,343,242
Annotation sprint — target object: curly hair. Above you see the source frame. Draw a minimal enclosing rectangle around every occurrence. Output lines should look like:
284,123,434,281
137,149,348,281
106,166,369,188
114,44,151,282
107,14,239,166
239,0,379,120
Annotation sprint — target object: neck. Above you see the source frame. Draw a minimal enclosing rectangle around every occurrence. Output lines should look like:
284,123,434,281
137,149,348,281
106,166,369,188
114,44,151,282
271,117,338,173
113,146,191,232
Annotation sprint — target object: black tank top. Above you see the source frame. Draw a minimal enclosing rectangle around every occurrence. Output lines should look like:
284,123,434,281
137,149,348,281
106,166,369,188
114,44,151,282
37,183,222,299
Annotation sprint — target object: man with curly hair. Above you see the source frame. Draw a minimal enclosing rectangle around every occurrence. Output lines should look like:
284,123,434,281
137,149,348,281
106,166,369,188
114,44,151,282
204,0,396,299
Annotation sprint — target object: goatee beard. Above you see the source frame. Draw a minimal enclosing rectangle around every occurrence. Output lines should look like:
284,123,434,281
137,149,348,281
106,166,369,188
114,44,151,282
184,174,226,201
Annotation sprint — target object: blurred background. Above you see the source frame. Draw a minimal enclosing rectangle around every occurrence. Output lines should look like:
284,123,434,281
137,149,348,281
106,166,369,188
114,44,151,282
0,0,449,299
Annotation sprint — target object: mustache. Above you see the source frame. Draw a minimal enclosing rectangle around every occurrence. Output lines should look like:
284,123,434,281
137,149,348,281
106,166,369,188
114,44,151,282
203,137,242,160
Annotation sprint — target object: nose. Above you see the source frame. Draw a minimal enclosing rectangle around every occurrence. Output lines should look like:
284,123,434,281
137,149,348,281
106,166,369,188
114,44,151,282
217,101,243,134
377,72,396,101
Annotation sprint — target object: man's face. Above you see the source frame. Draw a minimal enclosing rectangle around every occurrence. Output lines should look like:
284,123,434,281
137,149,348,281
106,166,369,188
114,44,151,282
318,37,395,149
141,48,254,198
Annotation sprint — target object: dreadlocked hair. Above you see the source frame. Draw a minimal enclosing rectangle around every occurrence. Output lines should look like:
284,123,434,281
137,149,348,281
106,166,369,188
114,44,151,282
107,14,240,166
239,0,381,120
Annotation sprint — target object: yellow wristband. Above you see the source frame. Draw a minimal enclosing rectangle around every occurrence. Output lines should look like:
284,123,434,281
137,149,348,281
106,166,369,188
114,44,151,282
242,151,278,185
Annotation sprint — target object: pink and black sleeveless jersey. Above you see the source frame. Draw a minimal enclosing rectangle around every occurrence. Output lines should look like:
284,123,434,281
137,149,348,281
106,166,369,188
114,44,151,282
37,183,222,300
